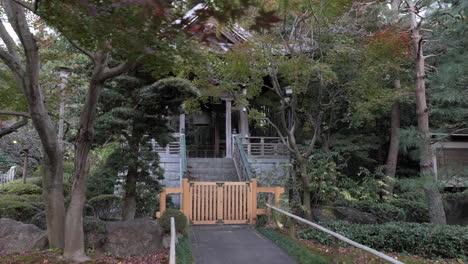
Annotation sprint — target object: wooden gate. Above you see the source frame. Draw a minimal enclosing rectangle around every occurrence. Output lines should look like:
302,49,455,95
158,179,284,225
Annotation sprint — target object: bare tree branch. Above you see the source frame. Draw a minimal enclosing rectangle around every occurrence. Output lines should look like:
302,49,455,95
0,117,28,137
0,110,31,118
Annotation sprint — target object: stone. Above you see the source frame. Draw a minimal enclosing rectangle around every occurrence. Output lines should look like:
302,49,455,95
102,218,163,256
0,218,48,254
445,199,468,226
30,211,46,230
312,206,378,224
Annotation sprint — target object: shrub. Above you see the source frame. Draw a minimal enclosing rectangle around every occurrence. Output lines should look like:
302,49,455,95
88,194,121,220
298,221,468,259
0,199,38,222
159,209,188,234
443,190,468,200
21,194,43,203
388,198,429,223
258,227,327,264
349,200,406,223
5,184,42,195
0,177,42,192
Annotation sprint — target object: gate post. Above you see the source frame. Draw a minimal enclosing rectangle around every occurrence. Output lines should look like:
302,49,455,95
182,179,190,219
160,188,167,216
249,179,257,224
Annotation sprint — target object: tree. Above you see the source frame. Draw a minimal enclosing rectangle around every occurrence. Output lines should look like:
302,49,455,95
0,0,66,248
95,76,197,220
405,0,446,224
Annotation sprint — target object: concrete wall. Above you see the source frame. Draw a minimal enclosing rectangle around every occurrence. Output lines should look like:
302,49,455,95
247,157,291,186
158,157,181,207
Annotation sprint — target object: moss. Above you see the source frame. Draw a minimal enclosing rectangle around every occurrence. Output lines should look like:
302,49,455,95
322,208,337,220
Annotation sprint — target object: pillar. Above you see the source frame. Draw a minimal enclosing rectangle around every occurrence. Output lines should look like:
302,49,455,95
225,100,232,157
179,114,185,134
239,107,249,138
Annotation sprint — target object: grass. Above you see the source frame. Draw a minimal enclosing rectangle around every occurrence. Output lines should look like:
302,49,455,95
257,227,328,264
176,231,194,264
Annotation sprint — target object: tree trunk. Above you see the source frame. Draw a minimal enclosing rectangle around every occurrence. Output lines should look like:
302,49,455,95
123,163,138,220
384,96,401,195
22,153,28,184
406,0,446,224
63,67,105,262
123,132,140,220
298,159,311,219
0,0,66,248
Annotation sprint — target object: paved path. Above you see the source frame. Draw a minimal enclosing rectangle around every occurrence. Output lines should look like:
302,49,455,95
190,225,297,264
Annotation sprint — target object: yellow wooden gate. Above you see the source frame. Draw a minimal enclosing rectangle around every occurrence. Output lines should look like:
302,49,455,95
158,179,284,225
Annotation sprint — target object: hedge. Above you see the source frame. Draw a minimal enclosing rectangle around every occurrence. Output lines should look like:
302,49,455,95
258,227,327,264
0,199,38,222
298,221,468,259
176,233,193,264
88,194,121,220
4,184,42,195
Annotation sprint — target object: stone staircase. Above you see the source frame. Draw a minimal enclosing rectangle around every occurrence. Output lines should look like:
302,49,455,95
187,158,239,182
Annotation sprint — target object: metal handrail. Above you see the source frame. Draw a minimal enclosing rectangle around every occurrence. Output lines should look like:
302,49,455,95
233,135,254,181
180,133,187,178
169,217,176,264
266,204,405,264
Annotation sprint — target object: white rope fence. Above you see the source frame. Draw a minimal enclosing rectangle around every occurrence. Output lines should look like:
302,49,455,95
169,217,176,264
266,203,405,264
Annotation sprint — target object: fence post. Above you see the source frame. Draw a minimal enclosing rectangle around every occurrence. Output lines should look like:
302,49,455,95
170,217,176,264
160,188,167,216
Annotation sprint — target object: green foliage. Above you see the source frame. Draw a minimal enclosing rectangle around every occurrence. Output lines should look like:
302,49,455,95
88,194,121,220
176,233,194,264
256,214,269,228
4,184,42,196
159,209,188,235
0,177,42,191
257,227,327,264
298,221,468,259
83,217,107,250
135,183,159,218
0,199,38,222
339,200,406,223
443,190,468,201
388,198,429,223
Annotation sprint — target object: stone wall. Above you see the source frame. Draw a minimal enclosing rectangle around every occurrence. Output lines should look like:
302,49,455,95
248,157,291,186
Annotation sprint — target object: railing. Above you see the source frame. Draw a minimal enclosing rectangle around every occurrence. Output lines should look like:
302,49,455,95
0,166,16,186
180,134,187,178
238,136,288,157
169,217,176,264
152,133,182,157
233,135,254,181
266,204,405,264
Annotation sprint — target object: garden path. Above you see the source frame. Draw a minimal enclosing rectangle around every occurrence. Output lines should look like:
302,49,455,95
190,225,297,264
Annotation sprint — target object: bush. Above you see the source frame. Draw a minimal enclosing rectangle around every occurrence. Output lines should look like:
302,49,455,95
258,227,327,264
5,184,42,195
88,194,121,220
348,200,406,223
159,209,188,234
298,221,468,259
0,199,38,222
21,194,43,203
389,198,429,223
0,177,42,191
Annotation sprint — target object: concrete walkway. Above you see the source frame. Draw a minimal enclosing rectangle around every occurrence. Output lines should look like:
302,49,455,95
190,225,297,264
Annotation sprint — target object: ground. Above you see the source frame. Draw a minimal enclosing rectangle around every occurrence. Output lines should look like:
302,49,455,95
0,249,168,264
